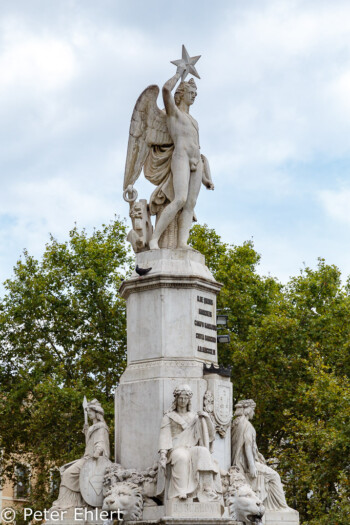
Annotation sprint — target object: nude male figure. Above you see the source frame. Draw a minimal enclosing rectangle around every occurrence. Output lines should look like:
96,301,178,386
149,67,214,250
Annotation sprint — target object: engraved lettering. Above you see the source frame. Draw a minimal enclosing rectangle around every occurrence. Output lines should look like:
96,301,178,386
198,346,216,355
194,320,217,330
205,335,217,343
196,333,204,340
172,501,218,516
197,295,213,305
199,308,212,317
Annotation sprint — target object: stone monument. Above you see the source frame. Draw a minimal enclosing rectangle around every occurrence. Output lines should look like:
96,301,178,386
110,45,265,524
50,45,300,525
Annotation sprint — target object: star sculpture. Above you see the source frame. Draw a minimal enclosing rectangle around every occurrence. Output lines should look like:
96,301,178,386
171,45,201,81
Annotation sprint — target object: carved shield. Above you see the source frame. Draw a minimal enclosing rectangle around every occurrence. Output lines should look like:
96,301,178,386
213,383,232,426
80,456,111,507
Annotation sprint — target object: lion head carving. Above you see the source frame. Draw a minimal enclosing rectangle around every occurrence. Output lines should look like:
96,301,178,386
223,467,265,524
102,481,143,521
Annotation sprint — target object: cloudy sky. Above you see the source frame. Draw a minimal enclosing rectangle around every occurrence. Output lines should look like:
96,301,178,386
1,0,350,288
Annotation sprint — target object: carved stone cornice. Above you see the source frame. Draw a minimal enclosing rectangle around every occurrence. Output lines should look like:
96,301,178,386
119,273,222,299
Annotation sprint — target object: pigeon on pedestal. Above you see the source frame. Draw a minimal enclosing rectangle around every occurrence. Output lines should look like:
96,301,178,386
136,265,152,277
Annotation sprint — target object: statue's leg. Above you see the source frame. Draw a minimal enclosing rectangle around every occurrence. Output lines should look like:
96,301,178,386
149,154,189,249
51,459,85,509
168,448,194,500
177,164,202,248
256,463,289,510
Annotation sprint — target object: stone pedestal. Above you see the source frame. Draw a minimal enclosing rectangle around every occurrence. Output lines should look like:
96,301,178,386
125,517,244,525
263,508,299,524
116,249,224,471
120,249,222,365
165,500,223,518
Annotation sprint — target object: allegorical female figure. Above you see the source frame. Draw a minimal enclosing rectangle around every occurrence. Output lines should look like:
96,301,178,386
52,399,110,509
157,384,222,502
231,399,290,511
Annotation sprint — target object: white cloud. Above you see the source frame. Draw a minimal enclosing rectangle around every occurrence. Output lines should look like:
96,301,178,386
0,18,77,94
318,188,350,226
2,0,350,286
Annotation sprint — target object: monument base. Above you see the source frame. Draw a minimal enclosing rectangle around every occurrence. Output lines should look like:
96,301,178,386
128,516,243,525
165,500,223,518
141,504,241,523
263,508,299,524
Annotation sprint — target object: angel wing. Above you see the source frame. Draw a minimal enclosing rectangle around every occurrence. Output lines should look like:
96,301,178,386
124,85,173,190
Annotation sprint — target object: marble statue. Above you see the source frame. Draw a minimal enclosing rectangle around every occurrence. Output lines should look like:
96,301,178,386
223,466,265,524
103,463,159,520
103,481,143,521
51,399,110,510
231,399,291,511
157,384,222,503
123,45,214,252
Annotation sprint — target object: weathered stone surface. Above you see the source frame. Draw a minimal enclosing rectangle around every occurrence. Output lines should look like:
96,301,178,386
49,399,110,513
135,504,242,523
126,517,244,525
158,385,222,503
119,249,221,366
165,500,223,518
204,372,232,470
231,400,299,523
116,377,208,470
123,47,214,252
263,508,299,524
223,467,264,524
116,249,224,471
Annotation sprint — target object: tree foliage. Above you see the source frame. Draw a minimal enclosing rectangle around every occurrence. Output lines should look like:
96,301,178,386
190,224,350,524
1,220,349,523
0,218,131,508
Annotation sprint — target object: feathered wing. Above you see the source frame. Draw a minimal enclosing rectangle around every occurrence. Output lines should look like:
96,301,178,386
123,85,172,190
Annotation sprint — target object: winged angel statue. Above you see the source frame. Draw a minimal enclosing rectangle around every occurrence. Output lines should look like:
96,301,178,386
123,47,214,252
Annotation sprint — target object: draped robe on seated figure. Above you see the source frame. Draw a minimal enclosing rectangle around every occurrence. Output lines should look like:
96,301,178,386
157,385,222,502
231,400,290,511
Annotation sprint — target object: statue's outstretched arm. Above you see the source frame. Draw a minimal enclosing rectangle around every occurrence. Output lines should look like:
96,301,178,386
162,67,183,115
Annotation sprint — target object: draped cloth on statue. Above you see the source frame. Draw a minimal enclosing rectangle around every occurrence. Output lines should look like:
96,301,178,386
158,411,221,500
231,416,289,511
52,422,110,509
144,145,174,215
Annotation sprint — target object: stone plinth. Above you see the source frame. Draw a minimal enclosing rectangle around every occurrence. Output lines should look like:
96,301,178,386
165,500,223,518
116,249,223,470
123,517,244,525
263,508,299,524
119,249,222,365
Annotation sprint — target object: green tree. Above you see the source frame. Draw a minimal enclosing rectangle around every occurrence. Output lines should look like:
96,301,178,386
0,218,131,509
279,354,350,524
1,220,349,522
190,224,350,524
